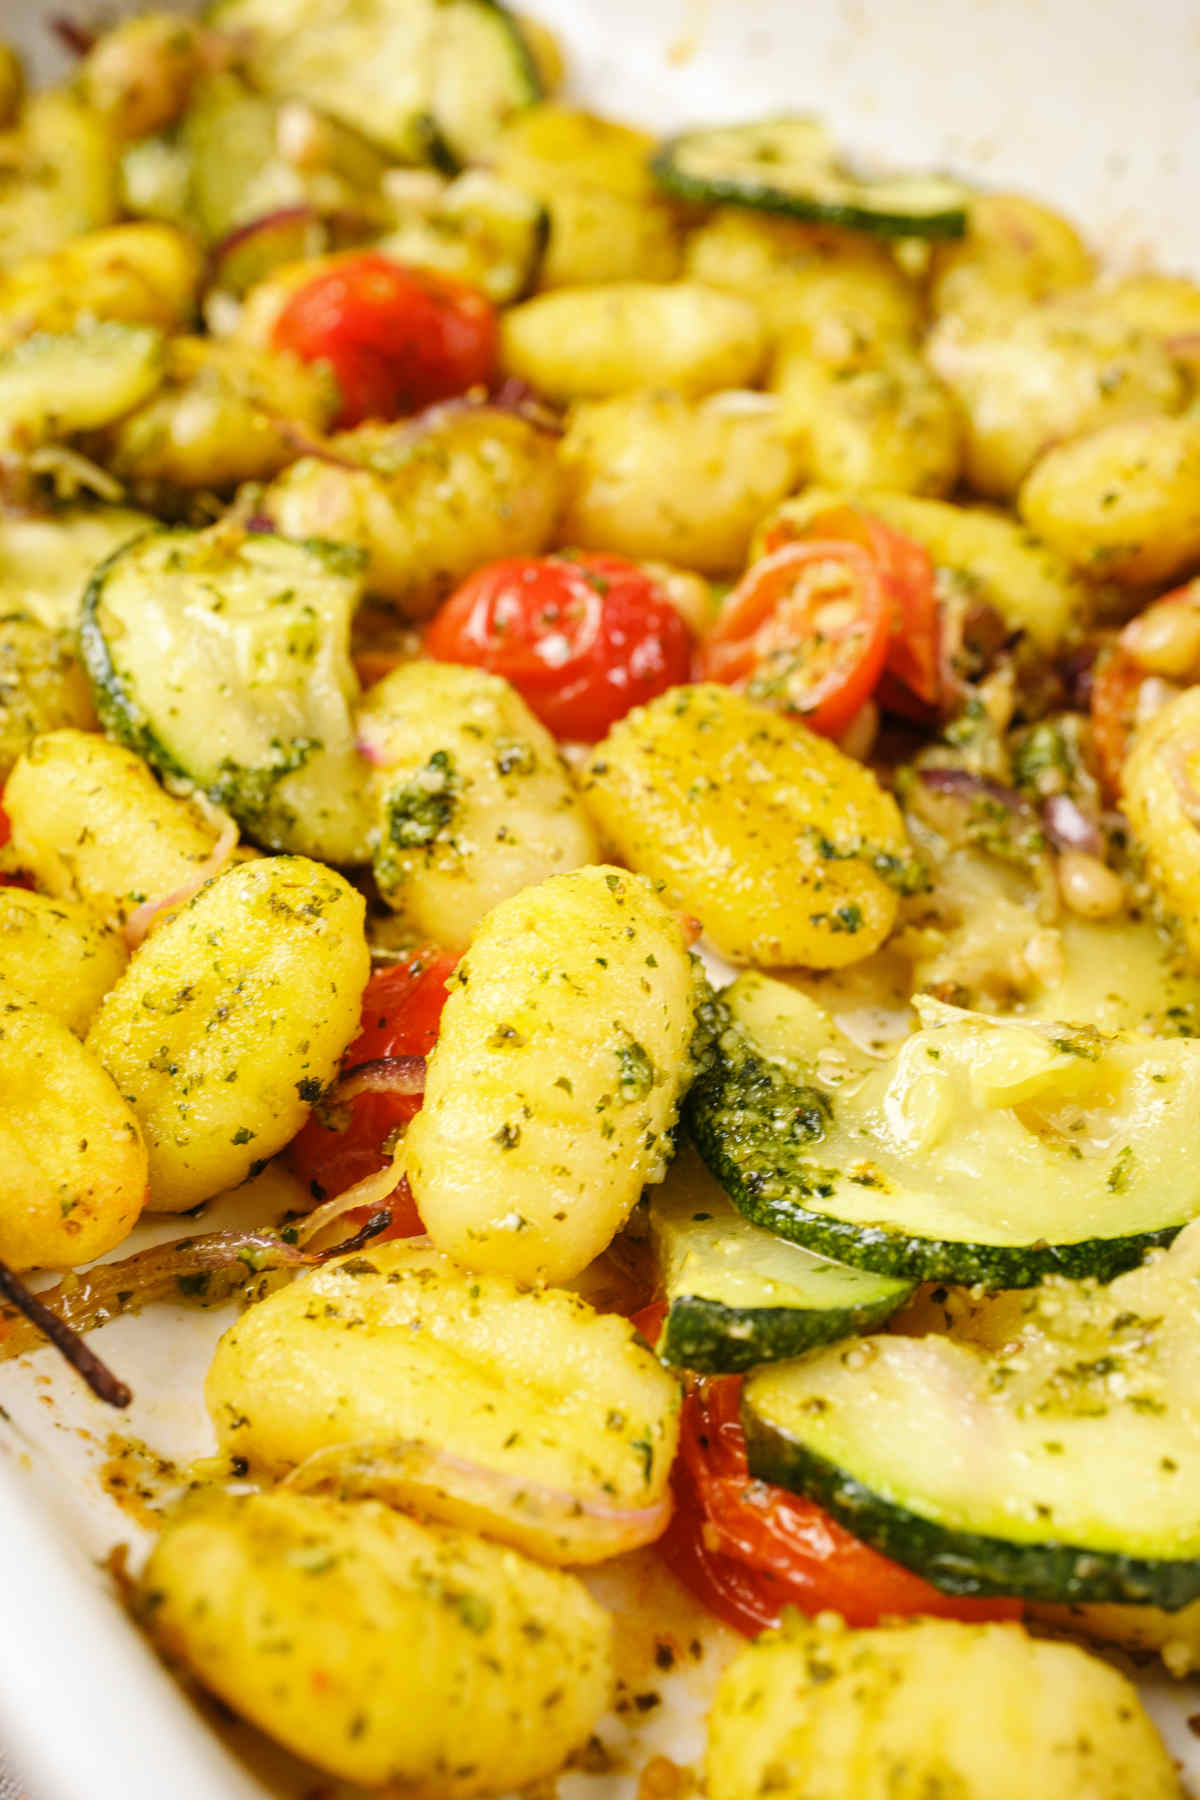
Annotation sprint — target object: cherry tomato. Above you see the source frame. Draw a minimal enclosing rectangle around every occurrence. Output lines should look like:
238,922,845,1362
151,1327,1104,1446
289,947,458,1238
698,540,891,738
271,253,498,429
425,552,694,740
764,506,942,710
1090,646,1146,800
657,1378,1022,1637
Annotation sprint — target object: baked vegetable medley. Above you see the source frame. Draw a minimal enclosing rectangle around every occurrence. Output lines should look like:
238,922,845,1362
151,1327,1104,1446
2,4,1200,1793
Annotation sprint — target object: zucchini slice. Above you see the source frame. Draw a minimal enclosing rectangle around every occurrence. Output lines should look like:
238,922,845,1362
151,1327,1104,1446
649,1147,912,1373
741,1218,1200,1607
653,117,968,240
377,170,548,303
212,0,541,168
80,526,374,864
687,976,1200,1286
0,324,164,446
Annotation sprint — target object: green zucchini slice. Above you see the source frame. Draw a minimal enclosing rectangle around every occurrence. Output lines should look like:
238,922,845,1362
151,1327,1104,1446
741,1218,1200,1607
0,324,165,446
687,975,1200,1287
649,1147,912,1373
80,526,374,865
211,0,541,168
377,170,549,303
653,117,968,240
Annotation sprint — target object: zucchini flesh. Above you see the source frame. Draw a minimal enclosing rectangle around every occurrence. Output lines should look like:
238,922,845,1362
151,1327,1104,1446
80,527,374,864
377,170,548,303
653,117,968,240
649,1146,911,1373
688,983,1200,1287
0,324,164,445
212,0,541,168
741,1217,1200,1606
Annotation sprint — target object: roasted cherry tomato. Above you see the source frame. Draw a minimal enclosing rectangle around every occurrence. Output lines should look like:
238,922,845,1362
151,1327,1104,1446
657,1378,1022,1637
698,540,891,738
755,506,942,721
271,252,498,428
289,947,458,1238
1090,646,1147,800
425,552,694,740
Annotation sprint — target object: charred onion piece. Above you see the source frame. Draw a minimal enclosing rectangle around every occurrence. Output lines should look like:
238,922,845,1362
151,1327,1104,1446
918,766,1029,812
330,1055,426,1107
1042,792,1103,857
0,1215,392,1366
0,1259,130,1408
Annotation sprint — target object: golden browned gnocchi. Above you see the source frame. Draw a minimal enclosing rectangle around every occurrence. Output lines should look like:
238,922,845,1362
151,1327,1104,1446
406,864,698,1283
140,1490,613,1797
926,294,1185,499
769,333,961,497
1018,411,1200,586
0,994,146,1270
706,1615,1181,1800
206,1239,680,1563
3,729,227,927
684,208,922,348
0,615,95,781
86,856,368,1210
581,684,910,968
500,281,766,401
0,222,199,349
263,403,566,615
356,660,597,947
927,191,1096,323
0,889,126,1034
561,389,801,576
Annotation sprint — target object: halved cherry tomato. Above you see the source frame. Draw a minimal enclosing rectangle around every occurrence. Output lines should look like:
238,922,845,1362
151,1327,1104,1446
657,1378,1022,1637
425,552,694,741
289,947,458,1238
271,253,498,429
698,540,891,739
763,505,942,711
1090,646,1147,800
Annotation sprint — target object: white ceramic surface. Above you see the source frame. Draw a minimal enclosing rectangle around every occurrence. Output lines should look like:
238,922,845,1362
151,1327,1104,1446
2,3,1200,1796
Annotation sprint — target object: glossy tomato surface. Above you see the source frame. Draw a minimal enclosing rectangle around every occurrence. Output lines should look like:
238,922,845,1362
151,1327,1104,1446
272,252,498,428
289,947,458,1237
657,1378,1022,1637
425,552,693,740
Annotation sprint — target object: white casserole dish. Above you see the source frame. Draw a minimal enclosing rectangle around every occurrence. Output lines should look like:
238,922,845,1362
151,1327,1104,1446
3,2,1200,1793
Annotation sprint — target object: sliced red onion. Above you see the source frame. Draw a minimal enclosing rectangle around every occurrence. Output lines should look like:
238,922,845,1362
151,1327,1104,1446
331,1055,427,1107
1057,642,1100,711
0,1260,128,1407
918,767,1028,813
0,1215,389,1364
285,1437,673,1566
124,809,239,950
1041,793,1103,857
50,15,94,54
292,1155,404,1247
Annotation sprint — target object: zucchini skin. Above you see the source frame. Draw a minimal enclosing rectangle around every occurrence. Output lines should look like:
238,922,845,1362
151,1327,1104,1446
651,138,967,240
659,1290,908,1376
742,1402,1200,1609
79,527,190,782
685,1044,1181,1289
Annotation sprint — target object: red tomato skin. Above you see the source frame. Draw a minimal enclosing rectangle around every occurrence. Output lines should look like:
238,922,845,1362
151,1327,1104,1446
425,553,693,740
271,253,498,428
289,948,458,1236
765,507,942,710
699,540,891,738
659,1379,1022,1637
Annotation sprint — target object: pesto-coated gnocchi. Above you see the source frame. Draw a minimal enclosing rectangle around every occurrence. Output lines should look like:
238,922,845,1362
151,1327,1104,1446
581,684,910,968
0,614,95,781
1122,686,1200,963
706,1615,1180,1800
86,856,368,1210
3,729,227,926
928,191,1096,323
206,1240,680,1563
140,1490,613,1797
356,660,597,947
684,208,922,347
1018,412,1200,586
770,333,961,496
500,282,766,400
0,222,199,350
264,403,566,615
926,294,1184,498
0,888,126,1034
0,994,146,1270
406,864,699,1283
561,389,801,575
